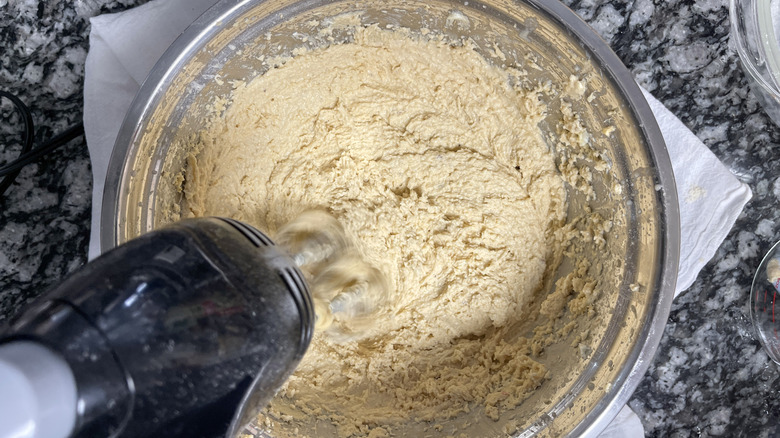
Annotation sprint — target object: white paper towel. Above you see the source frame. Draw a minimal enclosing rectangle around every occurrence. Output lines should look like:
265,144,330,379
83,0,753,435
637,87,753,296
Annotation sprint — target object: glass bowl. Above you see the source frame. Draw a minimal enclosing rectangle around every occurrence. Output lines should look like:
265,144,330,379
751,240,780,364
731,0,780,126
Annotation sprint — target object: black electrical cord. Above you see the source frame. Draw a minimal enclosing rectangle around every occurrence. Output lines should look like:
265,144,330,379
0,91,85,198
0,91,34,196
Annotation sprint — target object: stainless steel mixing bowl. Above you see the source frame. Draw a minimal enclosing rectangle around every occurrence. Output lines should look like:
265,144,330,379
101,0,679,436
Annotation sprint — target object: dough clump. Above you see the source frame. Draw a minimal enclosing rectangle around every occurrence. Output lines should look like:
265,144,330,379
182,25,568,436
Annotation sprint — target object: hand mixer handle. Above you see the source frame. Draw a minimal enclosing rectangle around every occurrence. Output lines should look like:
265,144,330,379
0,217,314,438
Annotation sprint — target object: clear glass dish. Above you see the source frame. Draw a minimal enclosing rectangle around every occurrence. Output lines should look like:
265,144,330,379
731,0,780,126
751,241,780,364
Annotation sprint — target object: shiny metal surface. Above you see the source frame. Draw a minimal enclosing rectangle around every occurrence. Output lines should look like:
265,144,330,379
102,0,679,436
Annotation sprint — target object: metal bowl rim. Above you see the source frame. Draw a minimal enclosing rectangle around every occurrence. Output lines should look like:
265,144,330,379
101,1,680,436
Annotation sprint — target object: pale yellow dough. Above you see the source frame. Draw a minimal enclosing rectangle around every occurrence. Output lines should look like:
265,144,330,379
182,26,568,436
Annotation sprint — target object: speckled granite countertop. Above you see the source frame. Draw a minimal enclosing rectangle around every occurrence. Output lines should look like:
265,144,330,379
0,0,775,436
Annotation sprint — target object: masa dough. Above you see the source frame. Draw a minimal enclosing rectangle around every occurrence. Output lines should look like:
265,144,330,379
181,26,570,436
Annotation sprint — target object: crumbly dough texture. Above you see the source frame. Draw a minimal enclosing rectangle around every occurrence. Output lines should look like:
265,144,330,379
182,26,570,436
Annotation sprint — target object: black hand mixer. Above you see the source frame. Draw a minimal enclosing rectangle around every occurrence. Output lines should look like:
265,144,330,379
0,217,316,438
